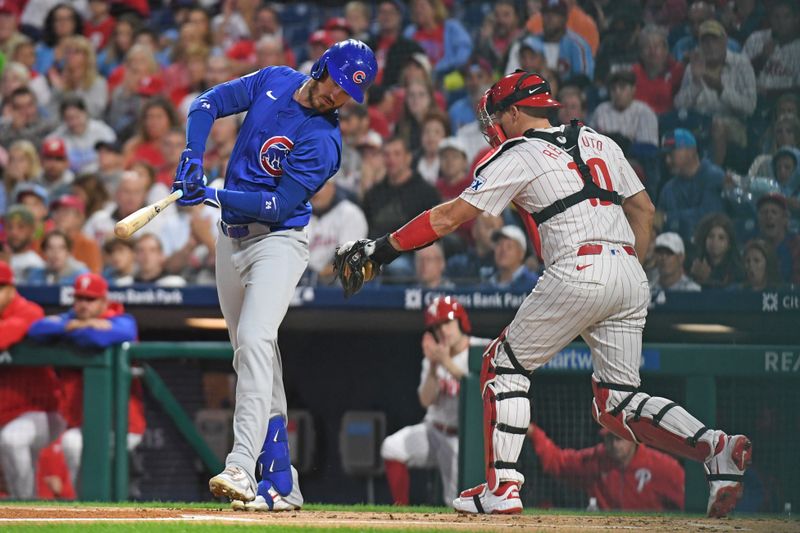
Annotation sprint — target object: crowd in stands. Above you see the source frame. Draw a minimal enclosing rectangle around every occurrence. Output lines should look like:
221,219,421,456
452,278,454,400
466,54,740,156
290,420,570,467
0,0,798,295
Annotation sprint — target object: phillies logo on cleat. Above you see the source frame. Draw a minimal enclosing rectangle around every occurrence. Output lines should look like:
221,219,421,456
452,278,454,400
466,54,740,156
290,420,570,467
259,136,294,177
352,70,366,84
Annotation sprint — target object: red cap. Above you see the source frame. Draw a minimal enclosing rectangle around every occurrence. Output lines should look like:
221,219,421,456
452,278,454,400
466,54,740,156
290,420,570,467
74,273,108,299
308,29,335,48
757,192,788,211
323,17,352,34
52,194,86,215
0,0,19,16
137,75,164,97
0,261,13,285
42,137,67,159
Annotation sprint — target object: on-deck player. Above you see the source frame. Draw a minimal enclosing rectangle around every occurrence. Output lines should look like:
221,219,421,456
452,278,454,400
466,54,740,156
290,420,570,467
381,296,480,507
172,39,377,511
337,71,751,517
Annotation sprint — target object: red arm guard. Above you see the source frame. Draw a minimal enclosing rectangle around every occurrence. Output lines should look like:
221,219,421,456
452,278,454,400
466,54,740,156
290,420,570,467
390,210,440,251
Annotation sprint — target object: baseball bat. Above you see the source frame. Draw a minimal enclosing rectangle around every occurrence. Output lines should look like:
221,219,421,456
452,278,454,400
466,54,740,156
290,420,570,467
114,189,184,239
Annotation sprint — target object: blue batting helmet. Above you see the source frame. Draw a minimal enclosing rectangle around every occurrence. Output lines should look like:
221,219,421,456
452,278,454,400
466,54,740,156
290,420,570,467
310,39,377,104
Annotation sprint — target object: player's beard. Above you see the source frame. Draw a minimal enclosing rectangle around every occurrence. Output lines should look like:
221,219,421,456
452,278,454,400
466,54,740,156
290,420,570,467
308,81,334,113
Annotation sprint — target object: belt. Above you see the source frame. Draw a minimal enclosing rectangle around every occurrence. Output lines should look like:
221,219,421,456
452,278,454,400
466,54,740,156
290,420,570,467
431,422,458,436
577,244,636,257
220,221,303,239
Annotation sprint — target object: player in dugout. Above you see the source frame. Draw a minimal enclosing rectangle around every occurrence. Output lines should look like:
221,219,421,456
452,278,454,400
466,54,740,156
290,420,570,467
528,423,684,511
27,273,145,490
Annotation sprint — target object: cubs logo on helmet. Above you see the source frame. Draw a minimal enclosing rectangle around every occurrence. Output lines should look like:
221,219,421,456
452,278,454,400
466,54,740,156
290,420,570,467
352,70,366,84
259,136,294,177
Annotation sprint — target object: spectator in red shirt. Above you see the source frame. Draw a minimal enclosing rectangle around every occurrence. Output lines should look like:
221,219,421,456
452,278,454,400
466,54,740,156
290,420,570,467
528,423,685,511
633,25,685,115
122,96,179,170
0,260,63,499
84,0,115,51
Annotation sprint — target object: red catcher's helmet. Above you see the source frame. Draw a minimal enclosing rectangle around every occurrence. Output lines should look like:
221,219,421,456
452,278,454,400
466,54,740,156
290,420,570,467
486,70,560,116
425,296,471,334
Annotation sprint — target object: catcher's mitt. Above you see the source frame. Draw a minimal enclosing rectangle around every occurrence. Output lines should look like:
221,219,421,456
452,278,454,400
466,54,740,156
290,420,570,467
334,239,380,298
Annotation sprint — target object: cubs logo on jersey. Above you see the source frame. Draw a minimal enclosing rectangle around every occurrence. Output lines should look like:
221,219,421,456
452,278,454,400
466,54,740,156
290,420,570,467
259,136,294,177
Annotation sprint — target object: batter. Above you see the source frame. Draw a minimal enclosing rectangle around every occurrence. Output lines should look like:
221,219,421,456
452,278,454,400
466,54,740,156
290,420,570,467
172,40,377,511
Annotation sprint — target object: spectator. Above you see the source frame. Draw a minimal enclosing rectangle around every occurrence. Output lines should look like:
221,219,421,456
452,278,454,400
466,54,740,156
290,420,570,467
306,179,367,286
298,30,335,75
122,97,179,170
743,0,800,97
414,242,454,289
39,137,74,198
254,35,290,70
26,230,89,286
51,194,101,274
486,225,539,291
591,69,659,148
748,115,800,179
368,0,425,89
632,25,685,116
2,205,45,282
404,0,473,81
657,129,725,244
381,296,471,507
527,0,600,55
34,4,84,75
363,137,441,277
333,103,372,199
770,147,800,218
83,0,114,50
27,273,144,490
436,137,472,201
395,79,441,155
47,35,108,119
94,140,125,194
720,0,766,46
162,204,218,285
132,233,186,287
0,260,62,500
689,213,744,289
345,1,372,42
448,57,494,132
1,59,52,112
2,140,42,216
82,171,155,246
96,13,140,77
0,1,25,58
12,182,52,250
512,34,547,75
104,43,160,138
49,96,116,174
356,131,386,199
416,111,450,184
475,0,525,70
556,85,588,126
736,239,783,291
177,54,233,118
650,232,701,293
70,173,110,221
102,238,135,286
222,4,297,76
672,2,742,63
446,212,503,283
754,193,800,284
534,0,594,80
0,87,57,150
528,424,684,511
594,5,643,84
674,20,756,171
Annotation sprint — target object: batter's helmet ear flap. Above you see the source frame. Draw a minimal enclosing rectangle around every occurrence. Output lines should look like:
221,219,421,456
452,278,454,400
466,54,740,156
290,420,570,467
311,39,377,103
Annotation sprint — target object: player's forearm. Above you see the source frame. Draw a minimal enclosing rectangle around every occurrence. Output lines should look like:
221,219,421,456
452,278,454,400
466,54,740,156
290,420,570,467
418,371,439,407
389,198,480,252
440,357,465,380
623,192,655,262
214,177,308,223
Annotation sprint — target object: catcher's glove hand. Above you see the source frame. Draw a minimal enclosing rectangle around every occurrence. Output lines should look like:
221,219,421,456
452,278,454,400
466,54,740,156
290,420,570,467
334,239,380,298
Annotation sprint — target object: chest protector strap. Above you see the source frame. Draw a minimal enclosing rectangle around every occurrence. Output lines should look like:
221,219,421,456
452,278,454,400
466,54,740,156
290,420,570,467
525,119,622,225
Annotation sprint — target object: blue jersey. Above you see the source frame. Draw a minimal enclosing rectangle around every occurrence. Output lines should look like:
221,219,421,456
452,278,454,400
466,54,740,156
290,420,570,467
197,66,342,227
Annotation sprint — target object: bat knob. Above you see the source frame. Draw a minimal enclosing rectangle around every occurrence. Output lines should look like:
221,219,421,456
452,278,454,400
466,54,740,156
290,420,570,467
114,222,132,239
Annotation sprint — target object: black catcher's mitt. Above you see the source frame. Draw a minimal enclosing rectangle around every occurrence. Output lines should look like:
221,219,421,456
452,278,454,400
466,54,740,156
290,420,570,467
334,239,380,298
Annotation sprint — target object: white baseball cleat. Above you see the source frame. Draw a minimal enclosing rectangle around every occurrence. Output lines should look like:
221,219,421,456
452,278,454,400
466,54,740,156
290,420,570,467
705,434,753,518
452,481,523,515
209,466,256,502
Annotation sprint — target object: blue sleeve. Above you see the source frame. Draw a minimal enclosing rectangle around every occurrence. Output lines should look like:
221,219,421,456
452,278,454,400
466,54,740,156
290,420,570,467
66,314,138,349
185,68,276,153
435,20,473,75
216,176,310,223
27,315,69,341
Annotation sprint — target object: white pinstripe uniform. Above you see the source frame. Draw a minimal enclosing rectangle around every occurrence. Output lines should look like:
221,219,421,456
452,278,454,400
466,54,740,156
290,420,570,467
461,125,722,491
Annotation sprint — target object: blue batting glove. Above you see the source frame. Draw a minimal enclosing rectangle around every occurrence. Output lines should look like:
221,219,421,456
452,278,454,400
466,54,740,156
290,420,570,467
172,149,206,197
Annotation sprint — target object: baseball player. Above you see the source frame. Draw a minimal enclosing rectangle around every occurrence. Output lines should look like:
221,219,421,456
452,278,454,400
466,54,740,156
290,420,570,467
171,39,377,511
382,296,482,506
337,72,751,518
0,260,63,499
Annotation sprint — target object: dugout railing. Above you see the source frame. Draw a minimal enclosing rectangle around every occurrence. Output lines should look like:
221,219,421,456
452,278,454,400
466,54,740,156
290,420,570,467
5,341,799,510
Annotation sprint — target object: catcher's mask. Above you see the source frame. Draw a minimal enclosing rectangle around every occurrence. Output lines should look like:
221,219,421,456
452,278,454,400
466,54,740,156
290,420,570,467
424,295,472,337
479,70,561,147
